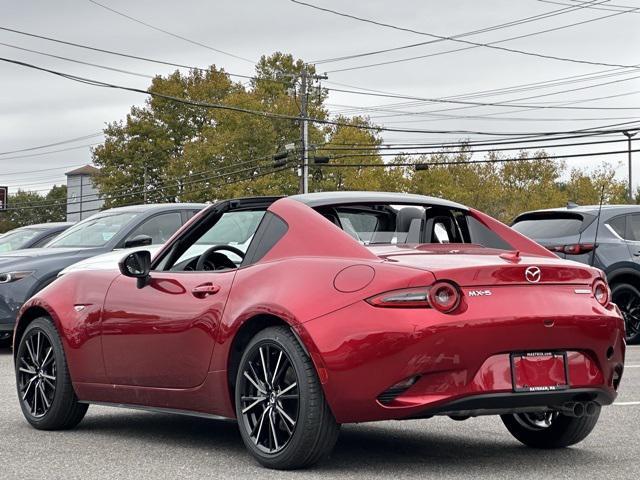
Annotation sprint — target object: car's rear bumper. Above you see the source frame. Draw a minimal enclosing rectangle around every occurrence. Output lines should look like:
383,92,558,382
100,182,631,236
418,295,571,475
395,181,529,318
300,285,626,423
410,388,614,418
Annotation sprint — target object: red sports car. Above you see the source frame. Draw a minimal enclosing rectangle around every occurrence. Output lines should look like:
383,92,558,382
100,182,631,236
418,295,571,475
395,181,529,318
13,192,625,469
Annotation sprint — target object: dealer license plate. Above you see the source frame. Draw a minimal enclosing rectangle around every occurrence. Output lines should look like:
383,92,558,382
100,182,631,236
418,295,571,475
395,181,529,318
510,351,569,392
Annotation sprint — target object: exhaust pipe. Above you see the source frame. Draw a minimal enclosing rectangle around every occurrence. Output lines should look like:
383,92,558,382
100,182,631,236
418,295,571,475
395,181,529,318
557,402,585,417
585,401,598,416
556,401,599,417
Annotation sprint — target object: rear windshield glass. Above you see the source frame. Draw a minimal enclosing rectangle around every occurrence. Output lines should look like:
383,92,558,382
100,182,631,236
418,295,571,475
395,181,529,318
315,203,511,250
512,214,585,238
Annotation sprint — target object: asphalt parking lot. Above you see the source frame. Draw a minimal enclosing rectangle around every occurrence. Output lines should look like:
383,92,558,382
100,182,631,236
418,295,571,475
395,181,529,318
0,345,638,480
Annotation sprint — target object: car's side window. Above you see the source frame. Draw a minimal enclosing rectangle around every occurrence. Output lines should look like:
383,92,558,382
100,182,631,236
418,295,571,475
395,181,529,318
628,214,640,242
125,212,183,245
607,215,627,239
157,209,267,272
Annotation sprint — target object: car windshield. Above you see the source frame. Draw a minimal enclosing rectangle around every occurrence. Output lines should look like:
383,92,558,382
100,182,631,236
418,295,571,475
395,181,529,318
0,228,42,252
47,212,139,248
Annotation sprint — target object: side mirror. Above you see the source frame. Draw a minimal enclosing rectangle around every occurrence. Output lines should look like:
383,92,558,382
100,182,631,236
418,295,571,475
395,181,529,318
124,234,153,249
118,250,151,288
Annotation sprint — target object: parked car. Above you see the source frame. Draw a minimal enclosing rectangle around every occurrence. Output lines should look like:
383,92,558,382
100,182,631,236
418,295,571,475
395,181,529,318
58,245,164,276
512,205,640,343
14,192,624,469
0,222,73,253
0,203,205,346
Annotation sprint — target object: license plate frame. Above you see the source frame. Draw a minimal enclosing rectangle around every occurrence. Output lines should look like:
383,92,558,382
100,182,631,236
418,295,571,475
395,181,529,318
510,351,570,393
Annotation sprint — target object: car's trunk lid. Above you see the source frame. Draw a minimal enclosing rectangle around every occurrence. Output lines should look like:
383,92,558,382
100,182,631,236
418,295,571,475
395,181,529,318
367,243,597,287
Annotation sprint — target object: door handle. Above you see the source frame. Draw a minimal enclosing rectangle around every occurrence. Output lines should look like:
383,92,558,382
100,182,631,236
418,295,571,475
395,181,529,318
192,283,221,298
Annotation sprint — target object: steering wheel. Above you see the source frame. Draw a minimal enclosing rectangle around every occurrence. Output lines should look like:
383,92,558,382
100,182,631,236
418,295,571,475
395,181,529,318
196,245,246,271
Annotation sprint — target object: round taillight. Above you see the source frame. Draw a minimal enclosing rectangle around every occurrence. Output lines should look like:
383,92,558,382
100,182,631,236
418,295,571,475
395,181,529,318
593,279,610,306
428,282,460,313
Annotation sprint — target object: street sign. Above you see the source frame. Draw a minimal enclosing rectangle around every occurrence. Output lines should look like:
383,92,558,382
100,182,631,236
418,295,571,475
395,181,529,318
0,186,6,211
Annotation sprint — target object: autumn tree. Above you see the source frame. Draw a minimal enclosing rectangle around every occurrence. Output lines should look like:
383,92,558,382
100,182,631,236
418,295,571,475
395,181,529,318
93,53,329,205
0,185,68,233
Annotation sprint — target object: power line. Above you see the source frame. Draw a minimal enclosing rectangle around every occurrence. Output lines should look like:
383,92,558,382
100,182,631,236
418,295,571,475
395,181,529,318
0,143,99,163
0,41,153,78
319,128,640,149
317,136,637,155
325,85,640,111
0,26,266,82
5,148,285,207
86,0,256,65
312,0,612,64
323,147,640,164
1,163,86,177
328,72,640,121
290,0,640,73
5,31,636,122
538,0,640,14
2,23,637,123
5,55,638,137
4,158,294,211
323,67,637,115
0,133,102,156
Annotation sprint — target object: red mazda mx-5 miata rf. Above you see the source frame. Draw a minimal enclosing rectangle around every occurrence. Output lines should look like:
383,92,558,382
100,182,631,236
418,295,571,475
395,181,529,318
13,192,625,469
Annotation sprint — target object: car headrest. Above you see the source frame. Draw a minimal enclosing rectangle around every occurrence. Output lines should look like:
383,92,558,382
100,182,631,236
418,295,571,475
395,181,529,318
396,207,424,232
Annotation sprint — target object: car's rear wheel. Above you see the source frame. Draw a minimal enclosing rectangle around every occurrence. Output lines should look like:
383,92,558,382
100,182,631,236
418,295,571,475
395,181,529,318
15,317,88,430
501,407,600,448
235,326,339,470
611,283,640,344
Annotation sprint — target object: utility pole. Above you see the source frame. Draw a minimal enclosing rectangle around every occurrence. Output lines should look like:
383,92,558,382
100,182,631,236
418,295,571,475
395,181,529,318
299,70,309,195
623,130,637,202
143,164,148,204
298,66,327,194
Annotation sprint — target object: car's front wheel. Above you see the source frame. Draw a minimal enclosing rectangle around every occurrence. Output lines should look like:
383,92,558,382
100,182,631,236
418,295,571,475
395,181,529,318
611,282,640,344
15,317,88,430
235,326,340,470
501,408,600,448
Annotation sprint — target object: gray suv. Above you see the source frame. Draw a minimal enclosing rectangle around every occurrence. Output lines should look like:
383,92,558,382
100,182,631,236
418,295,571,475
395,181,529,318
512,205,640,343
0,203,205,346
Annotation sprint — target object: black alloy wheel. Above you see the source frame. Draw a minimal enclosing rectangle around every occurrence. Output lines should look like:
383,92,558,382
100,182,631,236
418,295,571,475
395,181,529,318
17,329,57,418
15,317,88,430
239,342,300,454
612,283,640,344
235,326,339,470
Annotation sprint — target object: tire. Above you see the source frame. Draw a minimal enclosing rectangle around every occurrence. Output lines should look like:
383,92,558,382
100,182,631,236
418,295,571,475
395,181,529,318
15,317,88,430
235,326,340,470
611,283,640,344
501,408,600,449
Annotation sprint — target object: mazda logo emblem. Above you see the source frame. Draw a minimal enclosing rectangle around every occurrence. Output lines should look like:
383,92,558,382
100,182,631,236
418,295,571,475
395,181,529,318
525,266,541,283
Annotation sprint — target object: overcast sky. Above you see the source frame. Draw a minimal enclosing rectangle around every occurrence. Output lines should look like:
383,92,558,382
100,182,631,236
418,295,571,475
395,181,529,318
1,0,639,195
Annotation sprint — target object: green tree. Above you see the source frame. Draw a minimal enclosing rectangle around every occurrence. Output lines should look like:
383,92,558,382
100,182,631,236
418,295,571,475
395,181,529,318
93,53,330,205
0,185,67,233
313,116,407,193
562,163,628,205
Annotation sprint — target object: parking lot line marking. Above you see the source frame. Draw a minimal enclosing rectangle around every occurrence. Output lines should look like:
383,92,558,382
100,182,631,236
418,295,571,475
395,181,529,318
614,401,640,406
